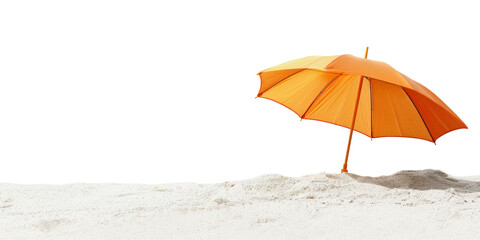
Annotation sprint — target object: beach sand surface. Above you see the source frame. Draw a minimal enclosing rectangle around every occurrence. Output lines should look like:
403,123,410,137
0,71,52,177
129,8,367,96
1,169,480,239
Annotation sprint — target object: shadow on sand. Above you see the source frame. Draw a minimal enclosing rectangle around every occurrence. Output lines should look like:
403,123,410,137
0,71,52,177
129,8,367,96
347,169,480,193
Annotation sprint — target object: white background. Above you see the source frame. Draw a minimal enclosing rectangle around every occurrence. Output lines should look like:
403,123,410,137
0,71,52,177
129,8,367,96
0,0,478,184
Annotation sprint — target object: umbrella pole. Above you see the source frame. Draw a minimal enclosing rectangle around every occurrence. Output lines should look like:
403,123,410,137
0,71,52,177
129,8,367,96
341,46,369,173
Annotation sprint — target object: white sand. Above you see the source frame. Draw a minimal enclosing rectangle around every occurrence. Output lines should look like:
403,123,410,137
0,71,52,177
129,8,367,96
1,169,480,239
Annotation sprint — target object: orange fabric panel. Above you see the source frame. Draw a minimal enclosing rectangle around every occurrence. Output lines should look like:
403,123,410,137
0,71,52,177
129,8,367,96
325,55,412,89
260,55,340,73
402,73,463,121
259,70,339,117
257,69,304,95
354,78,372,137
304,74,371,137
403,88,467,141
371,80,432,141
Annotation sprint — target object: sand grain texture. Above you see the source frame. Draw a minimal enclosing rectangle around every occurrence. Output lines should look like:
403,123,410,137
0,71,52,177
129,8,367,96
1,169,480,239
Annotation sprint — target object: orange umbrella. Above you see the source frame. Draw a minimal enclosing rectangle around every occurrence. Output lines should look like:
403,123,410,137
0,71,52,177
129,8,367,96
256,47,467,173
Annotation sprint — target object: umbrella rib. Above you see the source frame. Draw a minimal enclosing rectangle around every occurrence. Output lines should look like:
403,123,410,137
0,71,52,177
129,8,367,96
368,77,373,138
258,68,307,96
402,88,435,143
300,73,342,119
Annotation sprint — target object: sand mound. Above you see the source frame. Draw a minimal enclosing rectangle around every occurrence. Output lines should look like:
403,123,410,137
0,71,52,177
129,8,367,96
1,170,480,239
348,169,480,192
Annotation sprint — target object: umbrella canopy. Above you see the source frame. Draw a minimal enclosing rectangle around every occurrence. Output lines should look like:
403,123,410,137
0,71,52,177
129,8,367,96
256,48,467,173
